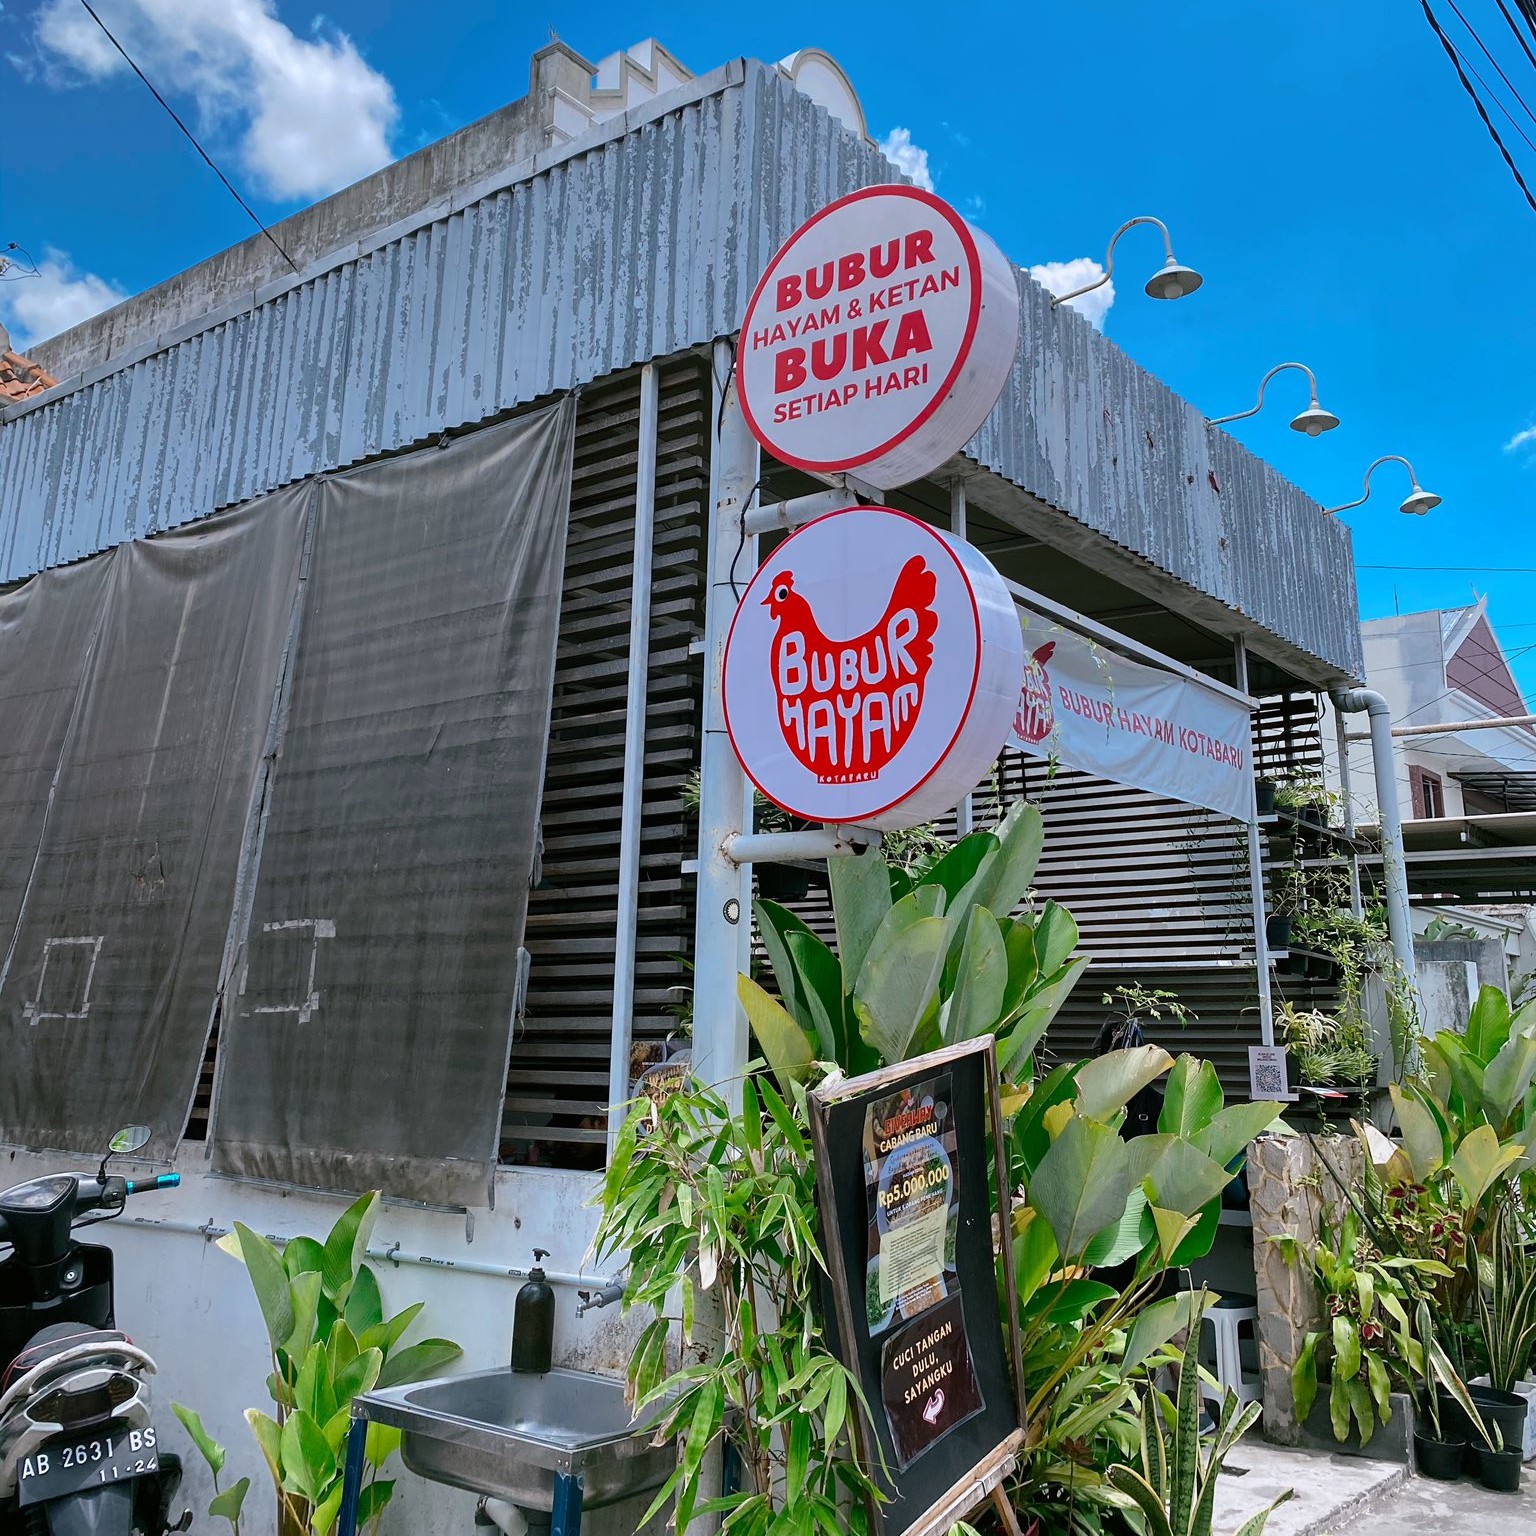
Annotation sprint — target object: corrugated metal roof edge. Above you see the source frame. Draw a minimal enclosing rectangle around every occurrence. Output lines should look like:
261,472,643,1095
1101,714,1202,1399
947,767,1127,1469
0,59,750,428
0,57,1363,685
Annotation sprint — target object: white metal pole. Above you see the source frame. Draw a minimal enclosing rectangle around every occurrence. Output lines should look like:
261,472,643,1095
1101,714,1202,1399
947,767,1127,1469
950,478,974,837
1331,688,1421,1002
1235,642,1274,1048
607,363,659,1155
1344,713,1536,739
693,341,759,1108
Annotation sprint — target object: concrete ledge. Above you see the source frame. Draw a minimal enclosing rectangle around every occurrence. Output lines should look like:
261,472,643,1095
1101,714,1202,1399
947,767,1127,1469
1214,1440,1409,1536
1298,1392,1414,1464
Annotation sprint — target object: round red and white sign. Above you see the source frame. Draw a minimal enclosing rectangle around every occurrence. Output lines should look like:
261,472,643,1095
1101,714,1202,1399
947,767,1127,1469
737,186,1020,490
722,508,1024,830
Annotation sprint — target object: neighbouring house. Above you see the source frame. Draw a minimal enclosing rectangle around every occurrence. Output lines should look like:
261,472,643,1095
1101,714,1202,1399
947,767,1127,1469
1324,601,1536,1028
0,322,57,404
1,36,1366,1533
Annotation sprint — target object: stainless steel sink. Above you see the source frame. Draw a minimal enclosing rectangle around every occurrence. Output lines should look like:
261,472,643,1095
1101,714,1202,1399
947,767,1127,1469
355,1368,673,1512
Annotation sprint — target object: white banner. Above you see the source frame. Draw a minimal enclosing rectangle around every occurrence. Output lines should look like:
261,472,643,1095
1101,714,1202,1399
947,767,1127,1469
1008,611,1255,822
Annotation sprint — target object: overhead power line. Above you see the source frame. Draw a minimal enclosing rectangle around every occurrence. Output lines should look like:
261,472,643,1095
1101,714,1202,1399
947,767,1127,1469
76,0,298,274
1397,639,1536,724
1421,0,1536,216
1448,0,1536,138
1496,0,1536,69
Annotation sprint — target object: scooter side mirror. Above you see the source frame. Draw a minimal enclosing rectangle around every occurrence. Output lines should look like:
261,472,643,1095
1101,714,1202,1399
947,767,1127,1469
99,1125,153,1181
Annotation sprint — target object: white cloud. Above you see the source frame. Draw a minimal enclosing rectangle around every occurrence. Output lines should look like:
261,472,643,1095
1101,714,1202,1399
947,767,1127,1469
1505,424,1536,454
32,0,397,202
1029,257,1116,330
0,250,127,347
879,127,934,192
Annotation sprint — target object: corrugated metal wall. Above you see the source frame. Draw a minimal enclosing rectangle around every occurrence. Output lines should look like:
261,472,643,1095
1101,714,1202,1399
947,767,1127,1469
970,286,1363,679
0,59,1362,678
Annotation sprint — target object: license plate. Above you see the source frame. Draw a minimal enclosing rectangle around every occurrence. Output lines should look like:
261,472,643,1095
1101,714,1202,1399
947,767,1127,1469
17,1424,159,1507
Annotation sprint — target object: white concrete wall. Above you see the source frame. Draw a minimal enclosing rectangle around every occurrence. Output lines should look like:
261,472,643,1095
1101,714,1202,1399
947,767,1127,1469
1,1149,654,1535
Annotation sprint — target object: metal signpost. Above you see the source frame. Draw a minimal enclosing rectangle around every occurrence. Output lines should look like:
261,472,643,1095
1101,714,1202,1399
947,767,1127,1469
692,184,1024,1104
689,184,1030,1536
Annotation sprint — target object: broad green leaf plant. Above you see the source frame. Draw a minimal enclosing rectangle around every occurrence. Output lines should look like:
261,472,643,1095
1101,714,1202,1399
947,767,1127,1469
730,796,1285,1535
741,802,1088,1087
1006,1053,1282,1525
170,1403,250,1534
1347,985,1536,1327
214,1192,463,1536
593,1077,881,1536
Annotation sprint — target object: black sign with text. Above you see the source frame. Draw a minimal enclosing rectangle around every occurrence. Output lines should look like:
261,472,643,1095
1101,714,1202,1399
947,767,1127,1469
809,1040,1024,1536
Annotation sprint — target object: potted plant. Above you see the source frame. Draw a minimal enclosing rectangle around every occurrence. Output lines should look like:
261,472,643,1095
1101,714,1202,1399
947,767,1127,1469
1267,863,1305,962
1295,905,1382,994
1272,769,1338,831
1410,1301,1472,1482
1275,1004,1376,1100
204,1192,464,1536
1474,1422,1525,1493
1255,775,1278,817
1264,910,1292,951
1469,1205,1536,1461
1099,982,1197,1037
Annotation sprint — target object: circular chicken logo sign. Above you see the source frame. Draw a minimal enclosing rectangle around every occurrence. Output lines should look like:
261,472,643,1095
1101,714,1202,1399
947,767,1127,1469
723,509,1024,829
737,186,1020,491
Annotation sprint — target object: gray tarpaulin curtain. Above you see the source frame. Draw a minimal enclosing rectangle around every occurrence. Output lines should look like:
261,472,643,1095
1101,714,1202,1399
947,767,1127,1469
211,400,575,1204
0,492,309,1159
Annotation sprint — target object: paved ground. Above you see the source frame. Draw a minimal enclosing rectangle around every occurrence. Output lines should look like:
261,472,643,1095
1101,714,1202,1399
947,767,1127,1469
1209,1437,1535,1535
1329,1463,1536,1534
1212,1441,1406,1536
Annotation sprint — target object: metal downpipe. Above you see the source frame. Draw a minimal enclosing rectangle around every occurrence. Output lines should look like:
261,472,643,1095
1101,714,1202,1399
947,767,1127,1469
1329,687,1421,1025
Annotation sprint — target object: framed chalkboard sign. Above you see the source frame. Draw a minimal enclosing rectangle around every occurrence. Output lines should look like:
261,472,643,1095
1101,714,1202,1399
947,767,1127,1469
808,1038,1026,1536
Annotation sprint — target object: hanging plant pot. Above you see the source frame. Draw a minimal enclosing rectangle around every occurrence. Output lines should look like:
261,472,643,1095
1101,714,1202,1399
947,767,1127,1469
1255,778,1277,816
1304,952,1338,982
1474,1443,1524,1492
1265,913,1292,949
1296,801,1325,829
756,864,811,903
1414,1429,1466,1482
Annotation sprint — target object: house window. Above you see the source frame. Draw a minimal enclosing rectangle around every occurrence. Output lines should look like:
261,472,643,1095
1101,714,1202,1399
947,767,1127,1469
1409,765,1445,819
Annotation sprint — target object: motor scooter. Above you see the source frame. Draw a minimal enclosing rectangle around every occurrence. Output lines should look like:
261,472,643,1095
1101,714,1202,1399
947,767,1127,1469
0,1126,189,1534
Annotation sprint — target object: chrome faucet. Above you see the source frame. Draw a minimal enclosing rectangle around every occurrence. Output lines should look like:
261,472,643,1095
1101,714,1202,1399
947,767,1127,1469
575,1280,624,1317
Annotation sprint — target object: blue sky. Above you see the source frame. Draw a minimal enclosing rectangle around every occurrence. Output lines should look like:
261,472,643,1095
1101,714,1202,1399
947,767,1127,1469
3,1,1534,697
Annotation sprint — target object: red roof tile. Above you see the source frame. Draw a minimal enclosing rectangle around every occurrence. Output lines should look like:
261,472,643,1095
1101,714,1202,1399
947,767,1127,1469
0,346,56,404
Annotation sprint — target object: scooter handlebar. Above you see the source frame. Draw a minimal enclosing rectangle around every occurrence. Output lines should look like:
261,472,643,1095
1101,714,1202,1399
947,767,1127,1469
123,1173,180,1196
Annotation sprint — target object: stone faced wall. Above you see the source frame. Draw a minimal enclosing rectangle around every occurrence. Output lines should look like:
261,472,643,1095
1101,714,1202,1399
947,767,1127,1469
1249,1133,1363,1442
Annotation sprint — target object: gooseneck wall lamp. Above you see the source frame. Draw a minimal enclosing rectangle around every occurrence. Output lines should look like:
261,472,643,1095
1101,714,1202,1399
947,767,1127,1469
1049,216,1203,308
1209,362,1340,437
1324,455,1441,517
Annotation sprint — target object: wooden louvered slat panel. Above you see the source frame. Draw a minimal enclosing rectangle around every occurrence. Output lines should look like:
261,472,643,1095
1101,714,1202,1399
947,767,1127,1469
503,360,708,1167
748,694,1331,1103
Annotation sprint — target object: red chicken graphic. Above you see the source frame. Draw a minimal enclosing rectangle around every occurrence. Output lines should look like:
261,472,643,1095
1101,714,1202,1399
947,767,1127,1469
1014,641,1057,744
763,556,939,784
